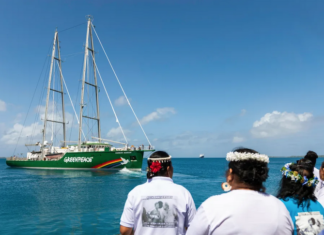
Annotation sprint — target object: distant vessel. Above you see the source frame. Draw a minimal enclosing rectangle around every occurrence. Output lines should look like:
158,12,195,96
199,154,204,158
6,17,154,170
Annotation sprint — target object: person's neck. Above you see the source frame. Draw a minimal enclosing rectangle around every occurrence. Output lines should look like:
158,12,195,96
231,182,257,191
153,174,170,178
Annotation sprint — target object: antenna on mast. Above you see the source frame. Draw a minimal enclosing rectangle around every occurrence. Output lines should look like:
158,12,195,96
85,15,94,21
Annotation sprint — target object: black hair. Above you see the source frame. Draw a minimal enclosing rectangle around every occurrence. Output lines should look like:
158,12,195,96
309,218,316,225
228,147,269,192
147,151,172,179
304,151,318,167
155,201,163,209
277,158,317,209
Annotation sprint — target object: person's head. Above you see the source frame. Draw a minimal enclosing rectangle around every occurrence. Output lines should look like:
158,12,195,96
319,161,324,181
147,151,173,179
163,202,169,210
226,147,269,192
155,201,163,209
304,151,318,168
277,159,318,209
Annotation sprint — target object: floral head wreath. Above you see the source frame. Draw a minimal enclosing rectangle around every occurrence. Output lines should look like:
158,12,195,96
281,163,319,187
147,155,172,174
226,152,269,163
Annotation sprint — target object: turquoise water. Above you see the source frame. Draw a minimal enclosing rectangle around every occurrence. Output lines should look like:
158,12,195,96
0,157,321,234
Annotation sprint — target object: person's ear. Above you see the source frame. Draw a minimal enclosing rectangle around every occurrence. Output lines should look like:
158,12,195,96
167,165,173,178
227,168,234,185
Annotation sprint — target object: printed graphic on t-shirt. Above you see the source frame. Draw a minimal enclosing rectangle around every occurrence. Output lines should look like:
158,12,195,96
141,196,179,228
295,211,324,235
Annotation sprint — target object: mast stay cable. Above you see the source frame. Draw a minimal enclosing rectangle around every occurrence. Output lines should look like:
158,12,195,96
58,22,87,33
12,47,52,155
51,59,55,143
30,58,50,146
89,52,128,144
91,23,152,146
56,61,86,141
68,65,83,142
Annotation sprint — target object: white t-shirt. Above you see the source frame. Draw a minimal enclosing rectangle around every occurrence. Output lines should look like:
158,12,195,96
314,167,324,198
187,190,293,235
120,176,196,235
318,191,324,208
314,167,320,179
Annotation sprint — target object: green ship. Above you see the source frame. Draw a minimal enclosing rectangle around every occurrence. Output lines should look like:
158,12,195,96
6,17,154,170
6,142,153,170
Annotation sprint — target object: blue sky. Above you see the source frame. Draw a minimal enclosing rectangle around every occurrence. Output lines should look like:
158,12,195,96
1,0,324,157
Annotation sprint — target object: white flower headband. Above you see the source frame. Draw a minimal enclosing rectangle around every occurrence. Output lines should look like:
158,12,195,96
226,152,269,163
148,155,172,162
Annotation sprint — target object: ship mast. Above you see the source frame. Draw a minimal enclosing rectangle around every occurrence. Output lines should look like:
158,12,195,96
42,30,66,157
78,16,101,149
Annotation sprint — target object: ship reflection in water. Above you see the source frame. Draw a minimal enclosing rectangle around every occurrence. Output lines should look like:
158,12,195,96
10,168,118,177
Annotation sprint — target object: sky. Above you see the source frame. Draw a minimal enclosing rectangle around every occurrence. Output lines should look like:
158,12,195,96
1,0,324,157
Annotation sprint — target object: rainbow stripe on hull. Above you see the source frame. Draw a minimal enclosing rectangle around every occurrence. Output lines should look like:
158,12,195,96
92,158,124,169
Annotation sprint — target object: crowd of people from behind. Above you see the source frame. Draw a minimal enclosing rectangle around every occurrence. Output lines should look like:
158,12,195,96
119,149,324,235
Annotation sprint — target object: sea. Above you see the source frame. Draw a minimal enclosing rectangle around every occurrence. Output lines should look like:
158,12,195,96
0,157,321,234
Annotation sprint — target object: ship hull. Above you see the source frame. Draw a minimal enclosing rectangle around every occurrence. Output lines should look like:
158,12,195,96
6,150,144,170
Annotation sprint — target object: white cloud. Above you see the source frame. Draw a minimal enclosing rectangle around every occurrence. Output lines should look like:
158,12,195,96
140,107,176,125
233,136,245,143
225,109,247,123
0,99,6,111
1,103,76,145
107,127,131,141
1,122,43,145
37,104,73,124
240,109,247,116
251,111,313,138
114,96,129,106
13,113,23,123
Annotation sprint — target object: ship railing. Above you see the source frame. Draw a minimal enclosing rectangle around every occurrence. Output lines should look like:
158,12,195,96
6,157,28,161
119,145,155,151
66,145,156,152
143,146,155,150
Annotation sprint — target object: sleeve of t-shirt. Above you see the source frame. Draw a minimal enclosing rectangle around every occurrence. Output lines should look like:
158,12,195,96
276,201,294,235
318,201,324,214
120,190,134,228
314,168,320,179
186,204,209,235
184,192,197,228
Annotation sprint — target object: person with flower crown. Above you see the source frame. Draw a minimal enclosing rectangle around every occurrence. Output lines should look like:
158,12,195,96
277,158,324,235
187,147,293,235
120,151,196,235
302,150,324,202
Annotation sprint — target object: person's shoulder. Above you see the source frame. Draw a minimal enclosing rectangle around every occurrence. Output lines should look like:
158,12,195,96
318,197,324,208
127,181,149,196
265,193,284,203
266,194,291,208
200,193,230,208
310,200,324,210
172,182,194,197
276,197,297,212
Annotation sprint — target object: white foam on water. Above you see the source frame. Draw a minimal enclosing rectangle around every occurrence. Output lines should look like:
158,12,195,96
173,172,198,178
117,167,144,177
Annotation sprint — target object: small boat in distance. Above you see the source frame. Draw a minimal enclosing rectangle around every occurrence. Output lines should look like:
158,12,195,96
199,154,204,158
